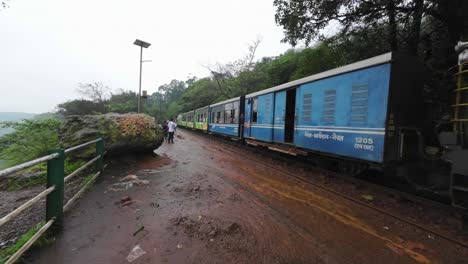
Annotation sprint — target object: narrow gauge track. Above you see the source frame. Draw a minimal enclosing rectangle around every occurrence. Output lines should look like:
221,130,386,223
181,128,468,249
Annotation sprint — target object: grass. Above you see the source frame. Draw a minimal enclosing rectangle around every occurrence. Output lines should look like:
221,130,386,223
80,173,96,187
6,175,46,191
0,221,53,263
3,159,87,191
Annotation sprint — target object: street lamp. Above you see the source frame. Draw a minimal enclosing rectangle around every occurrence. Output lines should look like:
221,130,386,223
133,39,151,113
156,88,164,119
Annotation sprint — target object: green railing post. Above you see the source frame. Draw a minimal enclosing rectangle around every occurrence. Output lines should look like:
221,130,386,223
46,149,64,228
96,138,104,172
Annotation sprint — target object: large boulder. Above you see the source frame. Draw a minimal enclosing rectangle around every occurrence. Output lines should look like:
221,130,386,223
60,113,164,157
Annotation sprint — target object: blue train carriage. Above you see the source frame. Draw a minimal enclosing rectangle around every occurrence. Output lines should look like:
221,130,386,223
243,52,425,164
208,97,245,138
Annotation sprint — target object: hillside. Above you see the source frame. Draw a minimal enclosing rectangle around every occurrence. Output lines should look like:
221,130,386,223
0,112,36,122
0,112,37,136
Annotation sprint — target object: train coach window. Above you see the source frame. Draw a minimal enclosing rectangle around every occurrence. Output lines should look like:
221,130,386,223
321,90,336,124
224,110,230,124
230,109,236,124
252,98,258,123
216,112,222,123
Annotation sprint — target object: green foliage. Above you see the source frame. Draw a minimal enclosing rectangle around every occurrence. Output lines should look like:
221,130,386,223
2,159,86,191
106,89,138,113
0,221,53,263
80,173,95,187
57,100,102,116
173,42,351,113
64,159,86,175
178,78,219,111
166,102,183,122
0,118,60,168
5,172,45,191
290,42,345,80
34,112,63,121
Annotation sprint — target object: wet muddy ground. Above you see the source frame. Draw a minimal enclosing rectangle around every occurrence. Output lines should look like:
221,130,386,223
24,129,468,263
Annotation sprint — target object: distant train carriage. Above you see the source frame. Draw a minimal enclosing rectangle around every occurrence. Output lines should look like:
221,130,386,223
194,107,209,131
243,52,425,164
179,112,187,127
185,110,195,128
209,97,244,137
176,114,183,126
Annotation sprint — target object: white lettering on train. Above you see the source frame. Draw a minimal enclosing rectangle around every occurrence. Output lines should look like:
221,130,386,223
304,131,344,141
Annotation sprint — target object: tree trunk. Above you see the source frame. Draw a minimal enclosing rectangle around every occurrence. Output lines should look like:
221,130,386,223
408,0,424,55
387,0,398,51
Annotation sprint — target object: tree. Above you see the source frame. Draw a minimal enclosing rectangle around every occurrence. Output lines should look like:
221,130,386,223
178,78,219,111
0,118,60,168
274,0,398,48
273,0,468,55
205,38,263,98
105,89,138,113
157,79,186,102
57,99,101,116
76,82,110,113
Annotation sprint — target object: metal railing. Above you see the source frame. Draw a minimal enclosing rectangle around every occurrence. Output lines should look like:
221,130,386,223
0,138,106,264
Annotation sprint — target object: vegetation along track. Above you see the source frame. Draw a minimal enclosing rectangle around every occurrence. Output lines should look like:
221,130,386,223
182,128,468,249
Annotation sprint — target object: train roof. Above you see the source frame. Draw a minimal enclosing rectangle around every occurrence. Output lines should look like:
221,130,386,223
195,106,209,111
245,52,393,99
209,96,241,107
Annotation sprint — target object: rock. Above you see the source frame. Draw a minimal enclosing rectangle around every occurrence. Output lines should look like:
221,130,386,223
120,196,132,203
126,244,146,262
208,229,217,237
226,223,241,234
60,113,164,158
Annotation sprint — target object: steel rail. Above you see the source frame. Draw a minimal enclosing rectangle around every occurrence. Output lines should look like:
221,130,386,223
64,155,101,183
63,171,101,212
5,219,55,264
0,153,59,177
64,138,101,154
186,128,468,249
0,186,55,227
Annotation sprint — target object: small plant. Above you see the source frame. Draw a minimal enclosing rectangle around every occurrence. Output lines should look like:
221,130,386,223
80,173,95,187
0,118,60,169
0,222,53,263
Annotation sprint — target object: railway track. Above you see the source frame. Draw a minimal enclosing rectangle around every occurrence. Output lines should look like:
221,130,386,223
182,128,468,249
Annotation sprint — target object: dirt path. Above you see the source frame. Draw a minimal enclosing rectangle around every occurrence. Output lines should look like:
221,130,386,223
25,130,468,264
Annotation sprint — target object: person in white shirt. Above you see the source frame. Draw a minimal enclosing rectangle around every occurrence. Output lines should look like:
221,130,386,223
167,119,176,144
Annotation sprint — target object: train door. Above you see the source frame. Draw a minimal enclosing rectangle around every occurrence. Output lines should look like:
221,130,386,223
273,91,286,143
285,89,296,143
244,97,252,138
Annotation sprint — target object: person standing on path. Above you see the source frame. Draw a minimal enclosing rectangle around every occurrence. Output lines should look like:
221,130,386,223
168,119,176,144
162,121,169,143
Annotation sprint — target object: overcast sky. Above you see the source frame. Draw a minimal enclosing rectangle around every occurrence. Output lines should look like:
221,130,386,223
0,0,292,113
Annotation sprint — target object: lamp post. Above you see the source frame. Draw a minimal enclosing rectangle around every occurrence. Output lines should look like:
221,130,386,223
133,39,151,113
158,89,164,119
